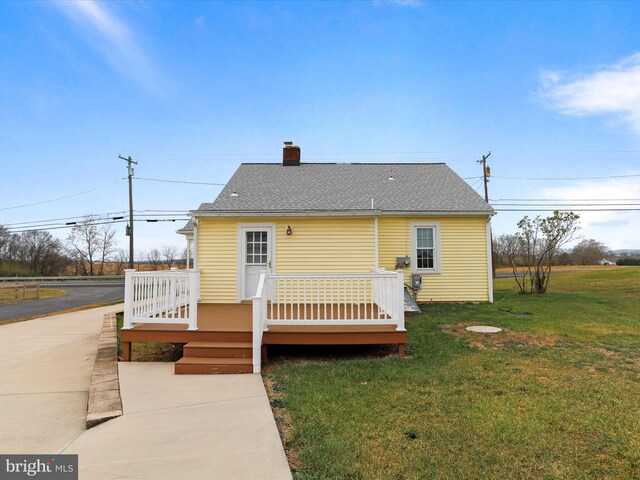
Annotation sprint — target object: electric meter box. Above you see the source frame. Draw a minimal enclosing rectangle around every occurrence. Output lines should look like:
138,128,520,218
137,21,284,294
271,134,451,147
411,274,422,291
396,257,411,268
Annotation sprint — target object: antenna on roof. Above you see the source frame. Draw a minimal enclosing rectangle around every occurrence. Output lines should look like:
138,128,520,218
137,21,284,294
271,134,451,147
230,181,238,197
388,167,395,181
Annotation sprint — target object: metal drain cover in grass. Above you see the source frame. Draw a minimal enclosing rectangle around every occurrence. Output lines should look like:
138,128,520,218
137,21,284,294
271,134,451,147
466,325,502,333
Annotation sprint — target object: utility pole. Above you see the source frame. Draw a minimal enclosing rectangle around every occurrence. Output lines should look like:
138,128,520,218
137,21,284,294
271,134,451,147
477,151,495,278
119,155,138,269
477,151,491,202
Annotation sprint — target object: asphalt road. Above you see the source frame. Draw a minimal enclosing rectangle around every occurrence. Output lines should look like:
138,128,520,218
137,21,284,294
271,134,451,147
0,282,124,322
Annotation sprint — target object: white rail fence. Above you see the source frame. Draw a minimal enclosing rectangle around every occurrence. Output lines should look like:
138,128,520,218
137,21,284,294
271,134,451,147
123,269,200,330
252,270,405,372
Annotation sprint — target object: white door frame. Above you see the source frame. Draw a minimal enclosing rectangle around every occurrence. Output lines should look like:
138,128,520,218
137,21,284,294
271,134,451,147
237,223,276,302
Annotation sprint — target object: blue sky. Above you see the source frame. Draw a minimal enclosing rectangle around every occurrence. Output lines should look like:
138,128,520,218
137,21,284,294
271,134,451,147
1,0,639,253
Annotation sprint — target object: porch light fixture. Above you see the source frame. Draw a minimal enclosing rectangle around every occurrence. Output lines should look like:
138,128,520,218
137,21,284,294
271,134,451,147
286,225,293,235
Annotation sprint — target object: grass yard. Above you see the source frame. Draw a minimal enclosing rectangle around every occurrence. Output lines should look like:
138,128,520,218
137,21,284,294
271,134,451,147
264,267,640,479
0,288,66,304
115,313,183,362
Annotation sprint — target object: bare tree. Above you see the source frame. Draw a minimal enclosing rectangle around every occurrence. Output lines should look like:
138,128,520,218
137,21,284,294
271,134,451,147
135,249,147,267
98,224,117,275
112,248,129,275
571,239,609,265
67,215,102,275
162,245,179,269
511,211,580,294
147,248,162,271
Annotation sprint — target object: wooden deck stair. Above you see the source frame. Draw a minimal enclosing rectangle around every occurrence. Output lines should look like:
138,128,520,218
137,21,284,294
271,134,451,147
175,341,253,374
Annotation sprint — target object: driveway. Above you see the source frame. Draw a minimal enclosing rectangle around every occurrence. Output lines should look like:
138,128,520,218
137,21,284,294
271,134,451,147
0,283,124,322
0,304,123,453
0,305,291,480
64,363,292,480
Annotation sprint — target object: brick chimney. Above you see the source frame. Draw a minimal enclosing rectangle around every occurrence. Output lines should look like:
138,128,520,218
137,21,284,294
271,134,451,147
282,141,301,166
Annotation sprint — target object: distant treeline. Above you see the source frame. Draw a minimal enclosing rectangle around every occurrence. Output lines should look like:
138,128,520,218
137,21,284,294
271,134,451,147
616,258,640,266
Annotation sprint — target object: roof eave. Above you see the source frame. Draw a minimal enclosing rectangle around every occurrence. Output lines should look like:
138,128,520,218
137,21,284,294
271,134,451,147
189,209,495,218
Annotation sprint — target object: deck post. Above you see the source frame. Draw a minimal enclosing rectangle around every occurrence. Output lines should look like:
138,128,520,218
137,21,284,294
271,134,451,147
252,296,261,373
122,341,132,361
123,269,135,329
395,270,405,331
187,269,200,330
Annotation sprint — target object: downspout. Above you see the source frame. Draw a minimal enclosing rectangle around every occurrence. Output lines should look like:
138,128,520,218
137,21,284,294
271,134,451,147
486,217,494,303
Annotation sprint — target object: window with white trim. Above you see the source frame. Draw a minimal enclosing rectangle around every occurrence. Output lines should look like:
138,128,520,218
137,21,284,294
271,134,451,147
411,223,441,273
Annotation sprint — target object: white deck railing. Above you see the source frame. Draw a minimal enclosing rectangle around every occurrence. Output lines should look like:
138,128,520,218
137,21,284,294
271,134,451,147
252,270,405,373
123,269,200,331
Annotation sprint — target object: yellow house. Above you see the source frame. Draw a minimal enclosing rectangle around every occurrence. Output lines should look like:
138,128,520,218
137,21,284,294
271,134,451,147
184,144,494,305
122,144,494,374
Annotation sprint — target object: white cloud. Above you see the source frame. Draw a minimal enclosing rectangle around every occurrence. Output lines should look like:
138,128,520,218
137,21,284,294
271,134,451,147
54,1,160,92
540,52,640,134
540,178,640,250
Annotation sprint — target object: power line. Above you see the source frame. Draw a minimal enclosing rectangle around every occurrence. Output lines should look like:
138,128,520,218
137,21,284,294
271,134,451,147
7,218,188,234
494,208,640,212
491,198,640,202
492,203,640,207
491,173,640,181
1,210,190,228
134,177,226,186
0,179,124,211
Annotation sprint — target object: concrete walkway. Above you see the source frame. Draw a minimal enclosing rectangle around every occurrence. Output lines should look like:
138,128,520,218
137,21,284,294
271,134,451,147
0,304,124,453
64,363,292,480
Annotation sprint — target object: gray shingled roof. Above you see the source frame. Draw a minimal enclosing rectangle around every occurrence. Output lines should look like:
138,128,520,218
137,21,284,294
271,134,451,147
177,219,194,233
193,163,493,214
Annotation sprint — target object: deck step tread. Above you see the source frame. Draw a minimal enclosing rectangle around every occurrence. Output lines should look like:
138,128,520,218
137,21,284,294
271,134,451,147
185,341,252,349
176,357,252,365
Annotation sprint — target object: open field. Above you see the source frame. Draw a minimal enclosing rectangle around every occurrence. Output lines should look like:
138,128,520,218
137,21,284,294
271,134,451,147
264,267,640,479
0,287,66,304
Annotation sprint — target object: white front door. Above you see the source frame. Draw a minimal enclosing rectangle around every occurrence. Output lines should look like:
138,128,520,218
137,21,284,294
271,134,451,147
240,227,273,300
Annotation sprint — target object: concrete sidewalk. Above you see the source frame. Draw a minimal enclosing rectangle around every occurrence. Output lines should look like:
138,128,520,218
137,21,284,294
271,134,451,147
64,363,292,480
0,304,124,453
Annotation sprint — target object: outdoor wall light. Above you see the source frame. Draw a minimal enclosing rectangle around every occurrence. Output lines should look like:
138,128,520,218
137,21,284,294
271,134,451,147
286,225,293,236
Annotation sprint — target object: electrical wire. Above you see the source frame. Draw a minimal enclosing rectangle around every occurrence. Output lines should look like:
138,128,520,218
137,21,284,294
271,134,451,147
491,198,640,202
490,173,640,181
7,218,188,234
0,179,125,211
134,177,225,186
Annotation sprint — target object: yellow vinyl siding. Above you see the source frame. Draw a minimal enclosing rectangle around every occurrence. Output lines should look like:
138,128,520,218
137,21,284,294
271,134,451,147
197,219,239,303
196,217,376,303
378,216,489,302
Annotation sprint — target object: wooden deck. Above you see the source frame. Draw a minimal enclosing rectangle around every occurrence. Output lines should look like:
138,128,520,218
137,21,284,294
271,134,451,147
120,303,407,374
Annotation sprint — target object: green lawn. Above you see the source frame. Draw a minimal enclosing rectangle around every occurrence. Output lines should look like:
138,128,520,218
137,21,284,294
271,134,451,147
0,287,66,304
115,313,183,362
264,267,640,479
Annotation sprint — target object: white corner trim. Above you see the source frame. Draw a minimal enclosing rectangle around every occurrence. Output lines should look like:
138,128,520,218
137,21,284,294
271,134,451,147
410,221,442,274
193,220,198,270
374,217,379,268
486,219,494,303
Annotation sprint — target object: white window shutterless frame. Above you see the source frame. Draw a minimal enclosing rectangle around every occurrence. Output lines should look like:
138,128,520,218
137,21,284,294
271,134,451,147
411,222,441,274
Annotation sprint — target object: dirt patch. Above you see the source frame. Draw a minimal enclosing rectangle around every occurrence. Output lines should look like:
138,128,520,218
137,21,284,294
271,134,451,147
262,373,302,474
442,322,558,350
